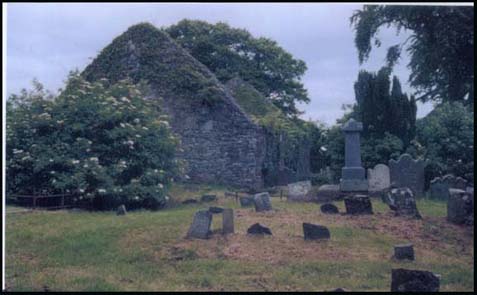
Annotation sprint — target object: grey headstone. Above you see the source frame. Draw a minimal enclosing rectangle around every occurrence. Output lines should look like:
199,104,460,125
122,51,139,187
447,188,473,225
303,223,331,240
367,164,390,191
247,223,272,235
209,206,224,214
388,187,421,219
253,192,272,212
320,203,339,214
287,180,312,202
340,119,368,192
389,154,425,197
344,195,373,215
391,268,440,292
116,204,127,215
222,208,234,235
239,196,254,207
186,210,213,239
429,177,451,200
393,243,415,261
316,184,340,203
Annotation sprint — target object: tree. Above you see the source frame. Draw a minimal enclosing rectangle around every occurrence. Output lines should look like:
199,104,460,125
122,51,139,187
6,72,180,210
354,67,416,146
351,5,474,105
166,19,309,116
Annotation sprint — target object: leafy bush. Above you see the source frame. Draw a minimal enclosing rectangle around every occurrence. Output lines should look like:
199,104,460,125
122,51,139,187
6,72,180,210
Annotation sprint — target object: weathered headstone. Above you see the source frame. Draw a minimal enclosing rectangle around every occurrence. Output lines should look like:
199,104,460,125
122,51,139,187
209,206,224,214
287,180,312,202
389,154,425,196
344,195,373,215
320,203,339,214
340,119,368,192
367,164,390,191
247,223,272,235
222,208,234,235
429,177,451,200
447,188,473,225
303,223,331,240
316,184,340,203
186,210,213,239
453,176,468,190
253,192,272,212
391,268,440,292
201,194,217,202
393,243,415,261
239,196,254,207
387,187,421,219
116,204,127,215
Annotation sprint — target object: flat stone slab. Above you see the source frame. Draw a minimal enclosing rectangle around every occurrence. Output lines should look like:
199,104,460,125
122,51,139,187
393,243,415,261
344,195,373,215
200,194,217,202
239,196,254,207
391,268,440,292
388,187,421,219
253,192,272,212
320,203,339,214
116,204,127,216
186,210,213,239
303,223,330,240
247,223,272,235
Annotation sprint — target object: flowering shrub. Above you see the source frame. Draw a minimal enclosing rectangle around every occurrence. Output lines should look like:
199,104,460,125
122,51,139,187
6,72,180,210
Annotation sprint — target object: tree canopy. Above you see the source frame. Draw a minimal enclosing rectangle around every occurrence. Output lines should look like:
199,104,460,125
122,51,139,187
351,5,474,105
166,19,309,117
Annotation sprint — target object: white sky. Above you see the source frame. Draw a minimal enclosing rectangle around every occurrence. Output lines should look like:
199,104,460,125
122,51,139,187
5,3,440,125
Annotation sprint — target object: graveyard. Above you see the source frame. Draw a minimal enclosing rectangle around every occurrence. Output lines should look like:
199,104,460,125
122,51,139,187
4,4,474,293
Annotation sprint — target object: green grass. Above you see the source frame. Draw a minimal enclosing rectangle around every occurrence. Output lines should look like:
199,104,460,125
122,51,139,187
5,184,474,291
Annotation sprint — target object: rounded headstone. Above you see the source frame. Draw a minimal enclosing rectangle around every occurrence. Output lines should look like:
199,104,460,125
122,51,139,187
303,223,331,240
320,203,339,214
116,204,127,215
247,223,272,235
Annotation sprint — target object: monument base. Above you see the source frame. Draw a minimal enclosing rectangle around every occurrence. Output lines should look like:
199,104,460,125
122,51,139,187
340,179,369,192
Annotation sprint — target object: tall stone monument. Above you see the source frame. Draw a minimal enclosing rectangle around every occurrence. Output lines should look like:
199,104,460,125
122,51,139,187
340,119,368,192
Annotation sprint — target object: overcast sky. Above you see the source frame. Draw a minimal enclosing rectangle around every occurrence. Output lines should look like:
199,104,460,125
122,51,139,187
6,3,437,125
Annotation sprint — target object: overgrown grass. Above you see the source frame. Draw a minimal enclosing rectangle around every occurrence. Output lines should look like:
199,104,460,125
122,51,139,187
5,184,474,291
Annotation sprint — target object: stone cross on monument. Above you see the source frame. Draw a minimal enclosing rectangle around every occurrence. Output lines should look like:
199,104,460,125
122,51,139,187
340,118,368,192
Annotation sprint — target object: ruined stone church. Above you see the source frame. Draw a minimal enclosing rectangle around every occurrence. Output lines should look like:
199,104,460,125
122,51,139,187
82,23,310,189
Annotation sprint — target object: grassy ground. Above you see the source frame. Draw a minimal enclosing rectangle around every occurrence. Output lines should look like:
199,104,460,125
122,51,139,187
5,184,474,291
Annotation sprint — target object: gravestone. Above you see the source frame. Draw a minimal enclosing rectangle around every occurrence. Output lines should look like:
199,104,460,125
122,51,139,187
186,210,213,239
389,154,425,196
340,119,368,192
316,184,340,203
247,223,272,235
201,194,217,202
253,192,272,212
387,187,421,219
320,203,339,214
429,177,451,200
344,195,373,215
391,268,440,292
287,180,312,202
393,243,415,260
239,196,254,207
222,208,234,235
447,188,473,225
116,204,127,215
303,223,331,240
367,164,390,191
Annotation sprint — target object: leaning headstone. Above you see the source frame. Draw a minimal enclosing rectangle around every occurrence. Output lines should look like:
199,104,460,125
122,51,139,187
239,196,254,207
201,194,217,202
303,223,331,240
186,210,213,239
393,243,415,261
209,206,224,214
320,203,339,214
116,204,127,215
340,119,368,192
287,180,312,202
388,187,421,219
447,188,473,225
391,268,440,292
367,164,390,192
253,192,272,212
344,195,373,215
247,223,272,235
389,154,425,197
315,184,341,202
222,208,234,235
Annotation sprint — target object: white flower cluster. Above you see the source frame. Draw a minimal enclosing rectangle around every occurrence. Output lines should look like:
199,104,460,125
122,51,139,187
13,149,24,154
